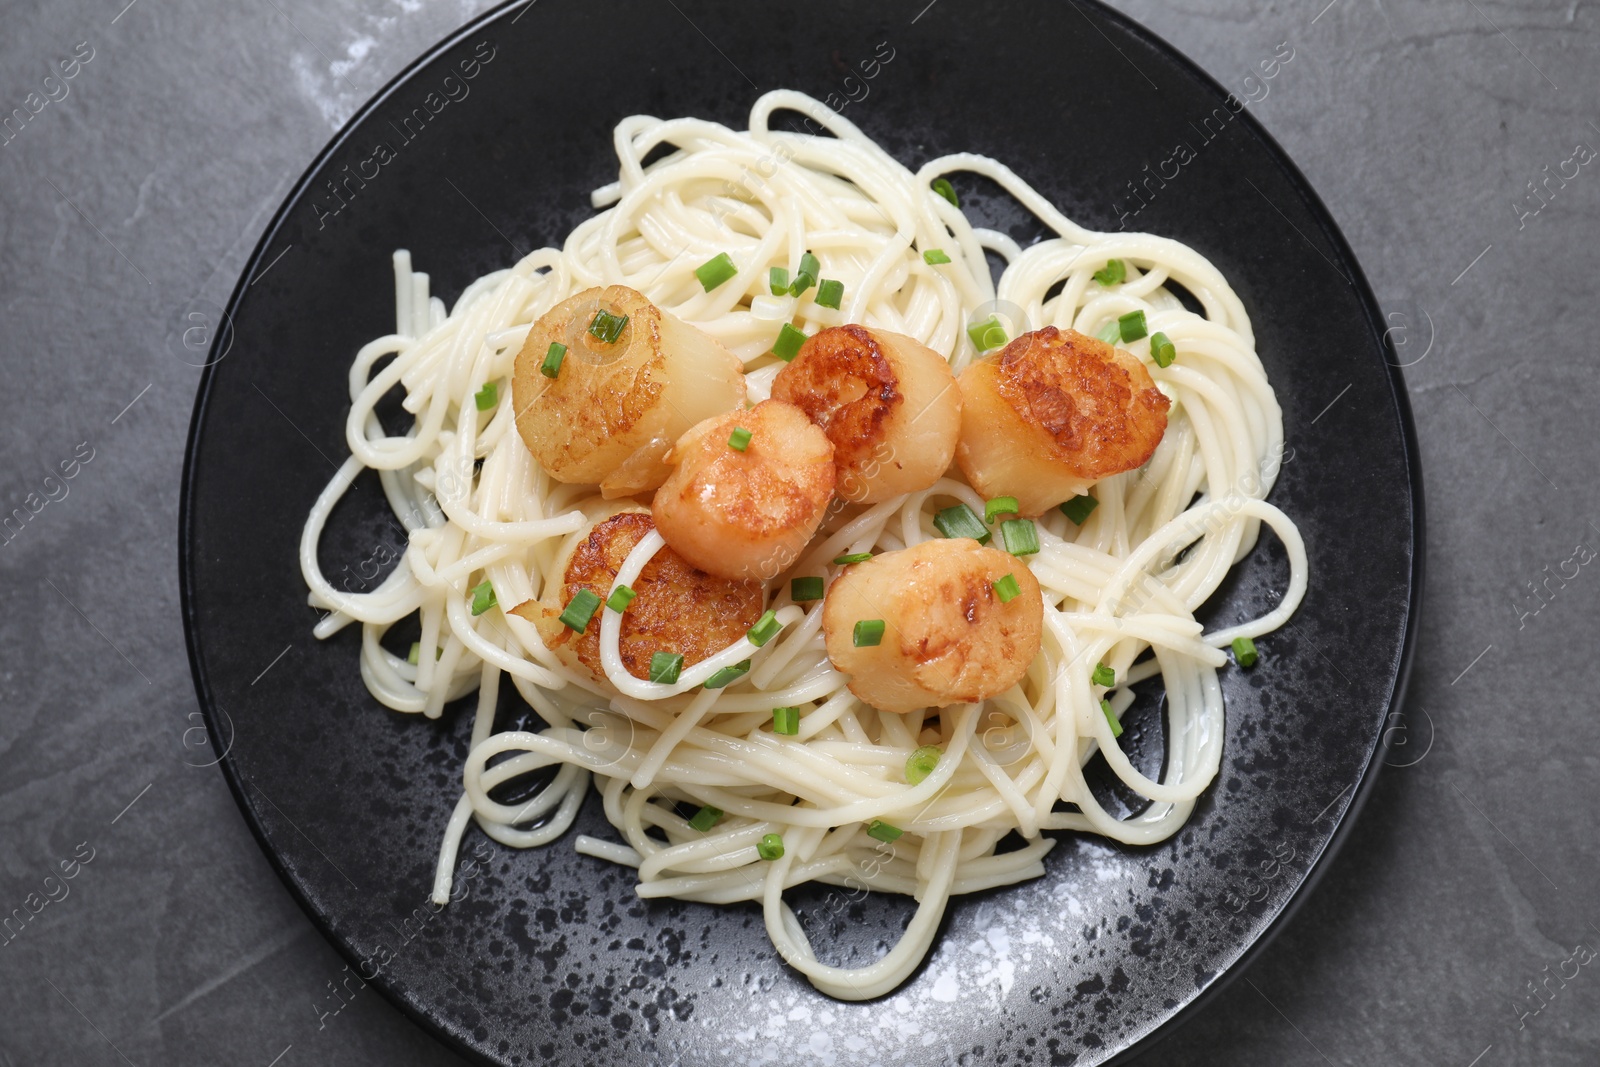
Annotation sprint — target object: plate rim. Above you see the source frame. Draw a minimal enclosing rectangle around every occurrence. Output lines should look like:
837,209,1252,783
177,2,1426,1063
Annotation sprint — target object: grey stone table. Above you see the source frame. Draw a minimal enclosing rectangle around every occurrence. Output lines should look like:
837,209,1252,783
1,1,1595,1064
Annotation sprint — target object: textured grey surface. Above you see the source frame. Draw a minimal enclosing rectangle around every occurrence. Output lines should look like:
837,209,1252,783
0,1,1594,1065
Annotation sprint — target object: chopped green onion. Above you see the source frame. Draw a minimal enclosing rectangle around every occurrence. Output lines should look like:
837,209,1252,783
922,248,951,265
588,309,628,344
757,833,785,860
931,177,959,207
933,503,991,545
687,805,723,832
993,573,1022,603
771,322,807,361
1092,259,1126,286
772,706,800,735
705,659,752,688
539,342,567,378
407,641,420,665
1092,663,1116,688
694,252,737,292
984,496,1020,524
905,745,941,785
790,576,824,602
816,278,844,309
1118,309,1148,343
866,820,903,843
558,588,602,632
853,619,885,647
1232,636,1259,668
789,252,819,296
747,609,782,647
469,580,497,616
728,426,753,452
1000,518,1040,556
474,381,499,410
605,585,637,613
1095,321,1122,344
1150,330,1177,368
1101,698,1123,738
966,315,1007,352
648,651,684,685
1059,494,1099,525
833,551,873,565
768,266,790,295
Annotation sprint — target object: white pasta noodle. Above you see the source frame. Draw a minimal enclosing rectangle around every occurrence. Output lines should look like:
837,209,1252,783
298,89,1306,1000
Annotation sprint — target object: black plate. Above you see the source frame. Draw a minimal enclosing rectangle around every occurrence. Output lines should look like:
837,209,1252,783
179,2,1422,1063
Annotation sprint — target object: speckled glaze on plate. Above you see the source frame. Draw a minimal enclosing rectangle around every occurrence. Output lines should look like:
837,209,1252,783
179,1,1423,1063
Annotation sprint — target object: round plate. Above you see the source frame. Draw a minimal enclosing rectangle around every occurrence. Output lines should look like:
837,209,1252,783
179,1,1422,1064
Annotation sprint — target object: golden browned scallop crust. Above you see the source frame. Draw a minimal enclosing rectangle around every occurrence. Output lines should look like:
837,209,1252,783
992,326,1169,479
511,284,745,496
773,324,903,456
652,400,836,581
772,325,961,503
821,538,1043,714
512,512,764,682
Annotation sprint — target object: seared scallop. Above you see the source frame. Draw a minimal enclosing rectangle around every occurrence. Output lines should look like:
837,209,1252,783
955,327,1170,516
652,400,836,582
512,285,745,497
771,324,961,503
512,509,765,685
821,538,1043,714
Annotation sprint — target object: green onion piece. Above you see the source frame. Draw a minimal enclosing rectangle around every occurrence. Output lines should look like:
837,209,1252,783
588,310,628,344
984,496,1020,524
558,588,601,632
772,322,807,361
757,832,785,860
728,426,753,452
816,278,844,309
407,641,421,665
694,252,738,292
605,585,637,613
933,503,991,545
1118,309,1149,343
1095,321,1122,344
922,248,951,265
539,342,567,378
993,573,1022,603
1000,518,1040,556
772,706,800,735
790,576,824,602
931,177,959,207
866,819,903,843
789,252,820,296
687,805,723,832
1150,330,1177,368
1101,698,1124,738
966,315,1007,352
833,551,873,565
469,580,497,616
747,609,782,647
769,266,790,295
853,619,885,647
1092,663,1116,688
905,745,941,785
1232,636,1259,668
1092,259,1126,286
474,381,499,411
705,659,752,689
648,651,684,684
1059,494,1099,525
